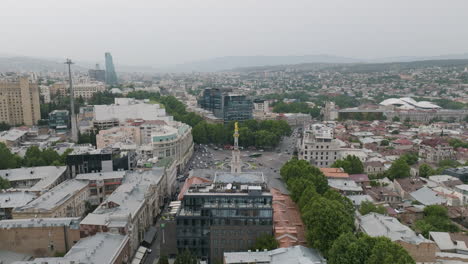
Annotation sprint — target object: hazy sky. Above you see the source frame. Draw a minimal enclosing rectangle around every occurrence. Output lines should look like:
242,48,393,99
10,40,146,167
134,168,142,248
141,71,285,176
2,0,468,66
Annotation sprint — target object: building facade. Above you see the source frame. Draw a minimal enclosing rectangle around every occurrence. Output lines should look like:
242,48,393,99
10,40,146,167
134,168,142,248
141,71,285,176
198,88,253,123
0,218,80,257
419,138,455,164
0,76,40,126
105,52,118,86
80,168,167,255
12,179,89,219
176,172,273,262
298,124,342,167
48,110,69,133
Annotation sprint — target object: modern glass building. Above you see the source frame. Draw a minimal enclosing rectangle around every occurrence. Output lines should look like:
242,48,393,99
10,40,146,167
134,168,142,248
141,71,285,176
176,171,273,262
48,109,69,133
198,88,253,123
105,52,118,86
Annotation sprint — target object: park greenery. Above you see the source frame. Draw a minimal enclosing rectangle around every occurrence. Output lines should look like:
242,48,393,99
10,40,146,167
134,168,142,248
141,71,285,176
0,122,11,131
448,138,468,149
415,205,460,238
0,177,11,190
418,164,435,178
385,158,411,180
280,158,414,262
0,143,70,170
192,119,291,149
272,102,321,118
250,234,279,251
157,255,169,264
331,155,364,174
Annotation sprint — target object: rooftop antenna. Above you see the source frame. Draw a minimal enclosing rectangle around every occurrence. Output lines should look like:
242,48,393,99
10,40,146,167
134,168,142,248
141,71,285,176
65,59,78,142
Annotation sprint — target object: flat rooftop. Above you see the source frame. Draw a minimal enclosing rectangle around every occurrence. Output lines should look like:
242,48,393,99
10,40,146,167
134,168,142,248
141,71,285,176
13,233,128,264
0,191,36,209
80,168,164,226
0,217,80,229
13,180,88,213
76,171,126,181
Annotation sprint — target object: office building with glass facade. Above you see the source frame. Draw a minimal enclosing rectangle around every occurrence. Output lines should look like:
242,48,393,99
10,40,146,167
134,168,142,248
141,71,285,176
198,88,253,123
176,171,273,262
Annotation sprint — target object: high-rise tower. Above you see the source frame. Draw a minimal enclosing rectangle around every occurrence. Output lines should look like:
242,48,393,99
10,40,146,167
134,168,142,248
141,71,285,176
105,52,118,86
230,122,242,173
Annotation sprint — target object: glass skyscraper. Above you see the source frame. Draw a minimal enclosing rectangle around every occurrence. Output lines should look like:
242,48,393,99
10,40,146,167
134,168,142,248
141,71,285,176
105,52,118,86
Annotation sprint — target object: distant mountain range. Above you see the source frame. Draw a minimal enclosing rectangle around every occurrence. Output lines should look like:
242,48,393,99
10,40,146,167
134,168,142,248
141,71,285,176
1,53,468,73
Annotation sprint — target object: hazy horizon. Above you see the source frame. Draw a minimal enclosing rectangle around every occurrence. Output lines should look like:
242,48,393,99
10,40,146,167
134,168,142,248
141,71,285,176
2,0,468,67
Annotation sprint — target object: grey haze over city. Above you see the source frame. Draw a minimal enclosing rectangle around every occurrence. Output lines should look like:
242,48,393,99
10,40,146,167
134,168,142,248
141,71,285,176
2,0,468,71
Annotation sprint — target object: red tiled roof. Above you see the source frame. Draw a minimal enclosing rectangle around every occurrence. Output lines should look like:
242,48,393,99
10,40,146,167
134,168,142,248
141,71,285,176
271,188,307,248
320,168,349,178
349,174,369,182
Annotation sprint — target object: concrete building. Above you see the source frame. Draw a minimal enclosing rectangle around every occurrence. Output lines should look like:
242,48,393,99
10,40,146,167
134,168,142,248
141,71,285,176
89,64,106,82
39,85,51,103
0,76,41,126
66,146,136,177
14,232,130,264
198,88,253,123
298,124,342,167
48,110,69,133
0,217,80,257
0,166,68,193
80,168,166,254
75,171,126,205
12,179,89,219
0,190,37,219
0,129,28,147
176,171,273,262
93,98,172,130
322,101,338,121
96,121,194,174
50,81,105,99
223,245,326,264
444,167,468,183
419,138,455,164
357,213,437,263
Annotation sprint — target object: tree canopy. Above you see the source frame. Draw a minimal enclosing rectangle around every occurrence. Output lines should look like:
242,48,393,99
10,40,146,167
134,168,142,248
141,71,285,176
328,233,415,264
250,234,279,251
358,201,386,215
415,205,460,238
386,158,411,180
331,155,364,174
418,164,434,178
0,143,69,169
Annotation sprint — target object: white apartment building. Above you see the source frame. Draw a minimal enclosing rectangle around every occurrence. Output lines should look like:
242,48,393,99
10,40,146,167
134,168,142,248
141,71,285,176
298,124,342,167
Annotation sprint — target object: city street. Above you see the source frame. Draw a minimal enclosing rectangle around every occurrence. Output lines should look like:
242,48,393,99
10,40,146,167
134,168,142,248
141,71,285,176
143,129,300,263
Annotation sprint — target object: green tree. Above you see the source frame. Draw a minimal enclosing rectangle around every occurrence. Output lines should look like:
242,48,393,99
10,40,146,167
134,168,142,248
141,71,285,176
401,153,419,166
386,158,410,180
380,139,389,146
250,234,279,251
174,249,197,264
438,159,461,168
415,205,460,237
392,116,400,122
0,122,11,131
0,143,22,169
192,122,208,144
331,155,364,174
23,146,46,167
0,177,11,190
359,201,386,215
367,237,415,264
157,255,169,264
419,164,434,178
329,234,415,264
302,197,354,255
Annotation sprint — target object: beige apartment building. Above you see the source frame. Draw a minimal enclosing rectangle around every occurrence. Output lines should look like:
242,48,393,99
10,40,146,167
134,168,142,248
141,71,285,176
51,81,105,99
0,76,41,126
12,179,89,219
0,217,81,257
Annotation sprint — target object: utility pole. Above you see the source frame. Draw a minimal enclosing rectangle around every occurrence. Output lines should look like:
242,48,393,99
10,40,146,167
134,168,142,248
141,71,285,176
65,59,78,142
